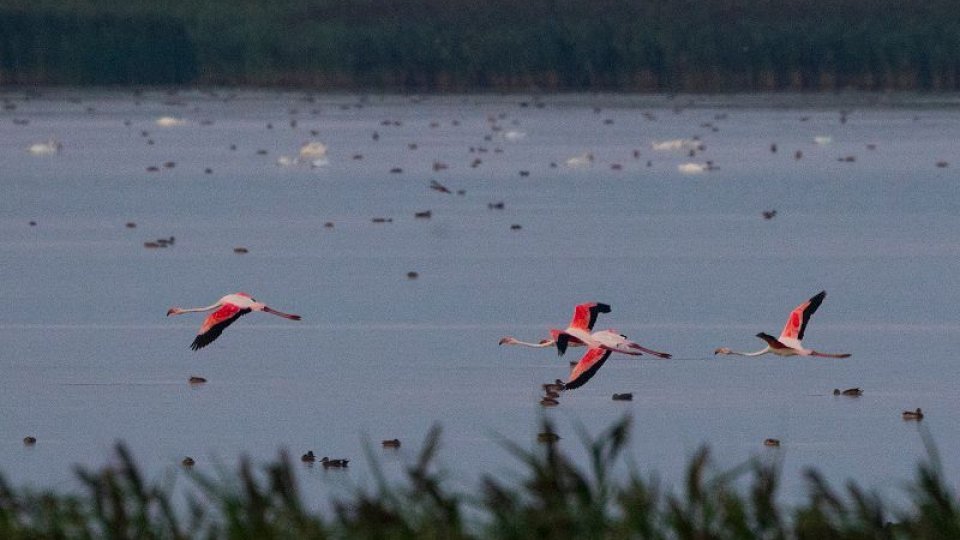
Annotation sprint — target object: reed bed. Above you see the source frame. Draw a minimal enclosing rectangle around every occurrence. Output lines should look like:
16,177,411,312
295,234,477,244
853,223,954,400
1,417,957,538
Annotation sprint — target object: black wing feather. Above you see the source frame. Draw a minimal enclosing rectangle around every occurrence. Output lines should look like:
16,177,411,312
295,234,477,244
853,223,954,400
798,291,826,340
564,350,612,390
587,303,612,331
190,310,249,350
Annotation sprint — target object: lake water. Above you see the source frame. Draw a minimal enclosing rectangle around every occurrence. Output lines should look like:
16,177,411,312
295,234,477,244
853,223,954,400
1,89,959,506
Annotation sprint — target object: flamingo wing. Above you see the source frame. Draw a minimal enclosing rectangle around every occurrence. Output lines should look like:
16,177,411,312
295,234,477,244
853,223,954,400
191,303,249,350
564,348,613,390
569,302,611,331
779,291,826,343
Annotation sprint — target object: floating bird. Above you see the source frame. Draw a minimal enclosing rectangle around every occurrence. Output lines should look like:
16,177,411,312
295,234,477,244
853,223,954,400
902,408,924,421
382,439,401,448
714,291,851,358
155,116,186,127
833,387,862,396
301,451,317,462
677,163,707,174
188,376,207,384
612,393,633,401
537,432,560,443
23,436,37,446
299,141,328,167
763,438,781,447
565,153,594,167
651,139,698,151
166,292,301,350
28,139,62,155
542,380,565,393
321,457,349,468
181,457,196,467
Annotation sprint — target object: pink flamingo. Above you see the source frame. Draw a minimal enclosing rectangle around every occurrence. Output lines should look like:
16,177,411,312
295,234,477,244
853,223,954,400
714,290,851,358
498,302,611,349
167,292,301,350
501,302,671,389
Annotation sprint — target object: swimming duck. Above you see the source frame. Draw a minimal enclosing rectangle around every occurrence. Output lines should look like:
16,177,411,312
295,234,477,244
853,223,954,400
540,397,559,407
902,408,924,421
321,457,349,468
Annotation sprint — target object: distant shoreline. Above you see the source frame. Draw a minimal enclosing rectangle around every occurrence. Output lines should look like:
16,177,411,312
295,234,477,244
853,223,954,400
4,1,960,92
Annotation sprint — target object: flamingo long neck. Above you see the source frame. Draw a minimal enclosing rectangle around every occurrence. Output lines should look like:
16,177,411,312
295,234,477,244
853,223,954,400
179,303,221,314
728,347,770,357
510,339,555,348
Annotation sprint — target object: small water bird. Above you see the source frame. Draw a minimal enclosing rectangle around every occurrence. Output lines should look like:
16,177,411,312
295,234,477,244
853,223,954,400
537,432,560,443
763,438,781,447
542,380,565,393
301,451,317,462
833,388,862,396
167,292,301,350
714,291,851,358
181,457,196,467
612,393,633,401
23,436,37,446
321,457,349,468
382,439,401,448
902,408,924,420
28,139,62,155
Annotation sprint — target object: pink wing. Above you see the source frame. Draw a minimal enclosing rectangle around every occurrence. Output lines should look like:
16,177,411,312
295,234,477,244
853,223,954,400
568,302,611,331
192,303,247,350
564,348,613,390
779,291,825,342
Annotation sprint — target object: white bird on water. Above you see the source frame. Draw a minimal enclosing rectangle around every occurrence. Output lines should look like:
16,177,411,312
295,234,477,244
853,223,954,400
155,116,187,127
28,139,62,155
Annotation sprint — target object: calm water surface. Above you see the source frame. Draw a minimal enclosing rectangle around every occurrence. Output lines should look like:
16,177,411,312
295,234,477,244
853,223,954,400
1,90,959,505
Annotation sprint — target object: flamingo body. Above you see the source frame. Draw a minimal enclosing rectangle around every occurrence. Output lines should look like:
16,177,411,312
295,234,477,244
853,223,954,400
167,292,301,350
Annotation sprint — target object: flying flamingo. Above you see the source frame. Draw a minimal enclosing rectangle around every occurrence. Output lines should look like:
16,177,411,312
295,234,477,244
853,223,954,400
500,302,671,389
557,328,671,389
714,290,850,358
498,302,612,350
166,292,301,350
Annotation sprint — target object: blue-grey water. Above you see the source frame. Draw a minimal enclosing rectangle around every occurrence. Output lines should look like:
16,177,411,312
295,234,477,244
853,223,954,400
2,90,959,506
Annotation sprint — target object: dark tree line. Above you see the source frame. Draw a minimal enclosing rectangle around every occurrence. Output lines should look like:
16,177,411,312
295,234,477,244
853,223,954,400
3,0,960,91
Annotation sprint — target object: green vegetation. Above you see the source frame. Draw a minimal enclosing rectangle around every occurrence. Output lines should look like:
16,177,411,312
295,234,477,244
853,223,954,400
3,0,960,91
1,418,958,538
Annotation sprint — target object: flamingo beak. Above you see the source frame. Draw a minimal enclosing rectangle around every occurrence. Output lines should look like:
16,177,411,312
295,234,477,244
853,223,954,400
498,337,510,345
166,308,178,316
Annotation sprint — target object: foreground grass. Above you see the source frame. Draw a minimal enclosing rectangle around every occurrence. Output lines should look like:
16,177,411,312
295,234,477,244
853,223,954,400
1,418,957,538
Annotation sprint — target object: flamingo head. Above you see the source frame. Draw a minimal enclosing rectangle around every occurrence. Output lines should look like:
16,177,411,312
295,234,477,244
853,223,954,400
166,307,183,317
714,347,732,355
498,337,516,345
